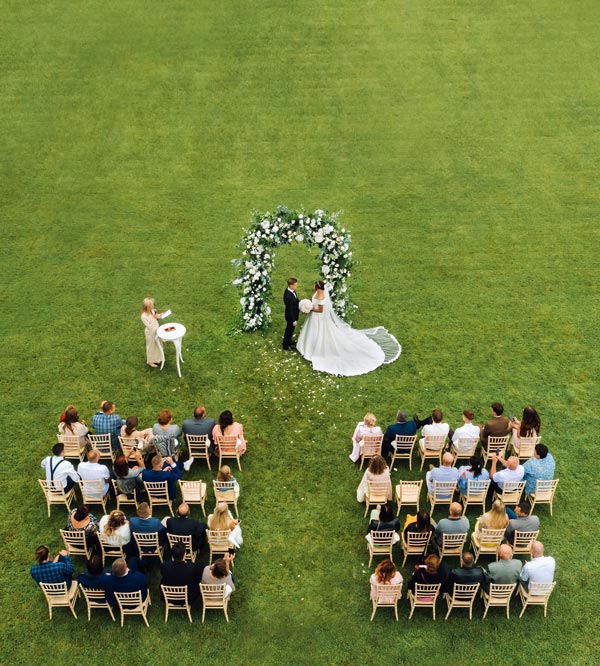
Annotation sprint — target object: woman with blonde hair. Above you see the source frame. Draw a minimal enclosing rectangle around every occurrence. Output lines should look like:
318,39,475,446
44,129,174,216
349,412,383,463
474,498,509,541
207,502,243,548
356,455,392,503
369,558,403,601
98,510,131,550
141,297,163,367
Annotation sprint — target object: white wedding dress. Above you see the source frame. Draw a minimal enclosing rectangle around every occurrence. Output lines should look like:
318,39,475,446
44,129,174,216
296,289,401,376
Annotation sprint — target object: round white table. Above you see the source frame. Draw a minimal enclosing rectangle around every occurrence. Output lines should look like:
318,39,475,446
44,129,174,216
156,323,186,378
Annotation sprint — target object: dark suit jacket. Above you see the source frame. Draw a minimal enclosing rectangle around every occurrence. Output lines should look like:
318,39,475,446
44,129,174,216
160,559,204,602
383,420,418,454
447,566,486,592
104,570,148,607
166,516,207,551
481,416,511,445
283,288,299,324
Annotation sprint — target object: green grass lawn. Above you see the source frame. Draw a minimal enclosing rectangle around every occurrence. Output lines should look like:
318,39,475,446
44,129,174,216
2,1,599,664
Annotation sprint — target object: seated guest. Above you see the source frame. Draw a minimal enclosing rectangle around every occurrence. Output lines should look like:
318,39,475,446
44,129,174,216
212,410,247,455
41,442,80,493
129,502,167,551
504,502,540,544
58,407,88,448
486,544,522,589
449,409,481,451
216,465,240,498
152,409,182,458
366,504,401,545
120,415,154,452
406,553,450,592
403,510,435,541
141,454,182,500
182,405,216,449
510,405,541,453
77,448,111,498
201,554,235,597
369,558,403,600
65,504,99,548
104,558,148,607
59,405,77,423
426,452,460,495
520,540,555,590
474,498,509,539
160,541,203,603
113,451,145,499
419,409,449,450
349,412,383,463
165,502,207,552
522,443,556,494
77,555,109,589
457,455,489,495
489,453,525,495
98,510,131,550
92,400,125,450
447,552,486,591
381,410,418,457
356,455,392,504
30,545,74,586
481,401,511,446
207,502,243,548
434,502,469,546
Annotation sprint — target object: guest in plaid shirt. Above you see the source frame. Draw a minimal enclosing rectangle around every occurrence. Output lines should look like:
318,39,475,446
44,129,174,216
30,546,74,586
92,401,125,450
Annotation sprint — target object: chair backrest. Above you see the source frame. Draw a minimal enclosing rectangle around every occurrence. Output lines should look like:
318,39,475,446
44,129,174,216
532,478,559,500
80,585,110,607
213,480,237,503
498,481,526,504
432,480,457,500
167,533,195,560
478,528,506,546
423,435,446,451
394,435,417,455
114,590,145,610
440,532,467,553
39,479,69,501
515,436,540,459
98,532,124,559
118,436,140,457
39,581,70,601
412,583,441,604
398,480,422,503
527,581,556,597
60,529,89,555
79,478,106,501
186,434,210,456
454,437,478,454
367,481,390,503
133,531,161,553
512,530,540,553
57,434,85,460
487,582,517,602
216,436,238,455
405,531,432,551
206,529,231,552
88,434,113,460
362,435,383,457
370,530,395,550
373,583,402,605
200,583,226,607
465,479,491,497
485,435,510,456
449,583,480,604
144,480,170,502
179,480,205,504
162,584,189,606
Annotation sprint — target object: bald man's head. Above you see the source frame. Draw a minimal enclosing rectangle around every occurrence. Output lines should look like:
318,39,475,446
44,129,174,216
442,452,454,466
498,544,513,560
506,456,519,470
531,540,544,558
449,502,463,517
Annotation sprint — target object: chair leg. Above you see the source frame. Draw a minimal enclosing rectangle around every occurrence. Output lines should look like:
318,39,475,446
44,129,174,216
394,604,398,621
370,604,376,621
202,607,206,623
187,607,193,623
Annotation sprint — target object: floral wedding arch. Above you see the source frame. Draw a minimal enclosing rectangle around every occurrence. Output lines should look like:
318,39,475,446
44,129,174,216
232,205,354,332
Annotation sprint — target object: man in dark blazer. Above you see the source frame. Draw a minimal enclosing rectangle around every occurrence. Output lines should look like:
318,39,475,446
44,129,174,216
382,410,418,456
160,541,203,603
104,558,148,607
282,277,300,350
446,552,486,592
165,502,207,552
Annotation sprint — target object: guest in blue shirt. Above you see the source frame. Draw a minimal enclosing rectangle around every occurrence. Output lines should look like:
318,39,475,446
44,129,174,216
30,546,74,586
104,558,148,607
522,444,556,494
141,454,182,500
129,501,167,555
426,452,460,496
457,456,490,494
92,401,125,450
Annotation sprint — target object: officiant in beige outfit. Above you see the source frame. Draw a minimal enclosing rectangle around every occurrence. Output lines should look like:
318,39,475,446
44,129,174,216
141,297,164,367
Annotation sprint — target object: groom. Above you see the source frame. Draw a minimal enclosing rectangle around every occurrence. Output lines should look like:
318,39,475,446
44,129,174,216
282,277,300,350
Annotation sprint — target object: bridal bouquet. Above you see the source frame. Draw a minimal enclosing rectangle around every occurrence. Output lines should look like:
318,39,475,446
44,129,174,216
299,299,313,314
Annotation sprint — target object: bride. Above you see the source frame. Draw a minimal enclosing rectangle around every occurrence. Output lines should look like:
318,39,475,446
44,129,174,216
296,281,401,376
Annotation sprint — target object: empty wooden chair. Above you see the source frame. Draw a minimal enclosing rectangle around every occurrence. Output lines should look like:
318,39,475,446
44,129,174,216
395,479,422,516
444,582,480,619
450,437,479,465
512,530,540,557
38,479,76,517
60,529,93,560
481,435,510,466
401,530,432,566
367,530,396,567
213,480,239,518
56,434,86,462
359,435,384,470
493,481,526,506
364,480,391,518
114,590,151,627
178,480,207,517
510,435,541,460
389,434,417,470
79,585,116,621
526,479,559,516
87,433,115,463
161,584,192,623
370,583,403,621
185,434,212,471
459,479,490,515
407,583,441,620
518,581,556,617
481,582,517,618
427,480,457,515
39,581,79,620
167,533,197,563
215,435,242,471
200,583,230,622
144,480,174,516
435,532,467,560
133,532,165,563
419,435,447,471
79,479,110,515
206,529,231,562
471,528,506,562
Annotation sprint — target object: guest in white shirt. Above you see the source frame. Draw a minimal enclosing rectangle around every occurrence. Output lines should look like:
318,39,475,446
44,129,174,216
349,413,383,463
419,408,449,450
78,448,111,498
450,409,481,453
520,540,555,590
41,442,80,492
490,454,524,493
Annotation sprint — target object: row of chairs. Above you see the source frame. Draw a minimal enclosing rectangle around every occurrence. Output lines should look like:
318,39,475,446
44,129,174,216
372,580,556,621
39,581,230,625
